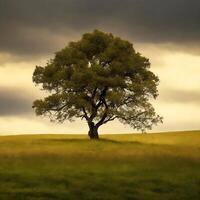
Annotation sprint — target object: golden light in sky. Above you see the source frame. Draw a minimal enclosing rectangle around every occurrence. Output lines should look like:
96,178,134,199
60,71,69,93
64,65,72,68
0,1,200,135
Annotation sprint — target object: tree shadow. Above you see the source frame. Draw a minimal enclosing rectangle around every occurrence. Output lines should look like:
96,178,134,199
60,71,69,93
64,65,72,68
39,138,143,145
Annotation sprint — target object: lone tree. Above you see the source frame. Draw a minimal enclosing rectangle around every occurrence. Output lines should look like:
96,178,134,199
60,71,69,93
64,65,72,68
33,30,162,139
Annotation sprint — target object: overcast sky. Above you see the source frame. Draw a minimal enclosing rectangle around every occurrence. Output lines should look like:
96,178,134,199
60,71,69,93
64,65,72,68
0,0,200,135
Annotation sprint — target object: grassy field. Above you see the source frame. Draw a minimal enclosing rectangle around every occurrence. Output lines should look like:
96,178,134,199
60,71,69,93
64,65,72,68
0,131,200,200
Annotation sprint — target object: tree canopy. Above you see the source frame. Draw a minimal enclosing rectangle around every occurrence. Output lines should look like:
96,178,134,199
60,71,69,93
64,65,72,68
33,30,162,139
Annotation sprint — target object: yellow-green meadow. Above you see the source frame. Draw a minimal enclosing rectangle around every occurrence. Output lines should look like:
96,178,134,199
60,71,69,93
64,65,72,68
0,131,200,199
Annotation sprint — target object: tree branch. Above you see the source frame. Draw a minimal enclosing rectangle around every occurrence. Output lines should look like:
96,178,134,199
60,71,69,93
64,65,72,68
82,107,89,121
87,86,109,122
96,95,109,127
101,116,118,124
49,104,68,112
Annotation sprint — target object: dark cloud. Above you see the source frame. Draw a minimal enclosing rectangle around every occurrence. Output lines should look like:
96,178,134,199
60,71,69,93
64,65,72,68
159,89,200,104
0,0,200,56
0,87,33,116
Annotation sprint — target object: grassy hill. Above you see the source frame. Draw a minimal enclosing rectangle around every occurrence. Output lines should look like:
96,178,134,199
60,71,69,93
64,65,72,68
0,131,200,200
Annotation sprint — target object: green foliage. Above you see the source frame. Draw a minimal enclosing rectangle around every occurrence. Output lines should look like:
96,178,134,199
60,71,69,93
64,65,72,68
33,30,162,135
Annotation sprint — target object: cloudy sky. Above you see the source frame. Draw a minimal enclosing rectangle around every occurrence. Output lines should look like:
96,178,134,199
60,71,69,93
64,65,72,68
0,0,200,135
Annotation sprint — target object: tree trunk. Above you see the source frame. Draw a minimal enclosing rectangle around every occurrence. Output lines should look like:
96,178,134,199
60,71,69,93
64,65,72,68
88,124,99,139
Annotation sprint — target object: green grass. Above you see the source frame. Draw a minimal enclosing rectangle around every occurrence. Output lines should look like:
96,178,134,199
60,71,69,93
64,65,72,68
0,131,200,200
